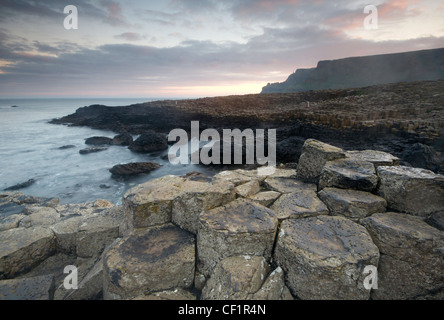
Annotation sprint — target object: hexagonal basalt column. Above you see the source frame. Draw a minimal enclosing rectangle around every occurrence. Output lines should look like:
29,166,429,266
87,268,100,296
197,199,278,277
274,216,379,300
103,223,195,300
122,175,185,234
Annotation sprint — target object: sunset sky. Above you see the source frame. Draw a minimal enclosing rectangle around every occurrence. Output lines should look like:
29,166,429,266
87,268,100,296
0,0,443,98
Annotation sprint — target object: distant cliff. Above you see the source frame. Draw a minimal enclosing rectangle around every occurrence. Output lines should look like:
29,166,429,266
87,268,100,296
261,48,444,93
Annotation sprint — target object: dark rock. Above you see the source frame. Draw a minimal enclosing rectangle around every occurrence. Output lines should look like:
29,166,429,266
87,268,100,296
109,162,161,178
100,184,111,189
0,275,55,300
4,179,36,191
10,105,19,108
58,145,76,150
112,133,133,146
401,143,442,172
426,211,444,231
276,136,305,163
0,202,26,217
85,136,113,146
128,131,168,153
79,147,108,155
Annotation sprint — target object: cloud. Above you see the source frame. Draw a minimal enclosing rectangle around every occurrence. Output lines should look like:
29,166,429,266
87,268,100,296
114,32,143,41
100,0,129,26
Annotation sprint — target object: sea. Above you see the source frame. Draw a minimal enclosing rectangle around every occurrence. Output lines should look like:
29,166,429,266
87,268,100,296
0,98,219,206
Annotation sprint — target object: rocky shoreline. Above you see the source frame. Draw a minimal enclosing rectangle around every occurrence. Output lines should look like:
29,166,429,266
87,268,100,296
50,80,444,174
1,139,443,300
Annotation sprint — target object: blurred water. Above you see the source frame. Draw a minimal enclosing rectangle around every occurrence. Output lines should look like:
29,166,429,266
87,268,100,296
0,98,218,205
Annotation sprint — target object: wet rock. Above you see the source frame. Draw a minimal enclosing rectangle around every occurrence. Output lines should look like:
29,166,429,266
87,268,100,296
270,190,329,221
201,255,270,300
103,224,195,300
0,275,55,300
4,179,36,191
122,175,185,234
0,227,56,279
109,162,161,179
128,131,168,153
362,212,444,299
319,158,378,191
318,187,387,221
296,139,346,184
0,202,26,217
112,133,133,146
58,145,76,150
79,147,108,155
376,166,444,216
197,199,278,277
274,216,379,300
85,136,113,145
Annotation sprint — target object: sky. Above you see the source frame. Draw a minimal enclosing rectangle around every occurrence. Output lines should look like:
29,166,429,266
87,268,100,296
0,0,443,98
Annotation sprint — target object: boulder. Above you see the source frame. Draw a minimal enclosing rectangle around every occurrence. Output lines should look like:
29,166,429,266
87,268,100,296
172,180,235,234
346,150,400,167
318,187,387,221
0,275,55,300
112,133,133,146
197,199,278,277
79,147,108,155
103,224,195,300
362,212,444,299
122,175,185,234
274,216,380,300
376,166,444,216
0,227,56,279
270,190,329,221
85,136,113,145
319,158,378,191
128,131,168,153
296,139,346,183
109,162,161,179
201,255,270,300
